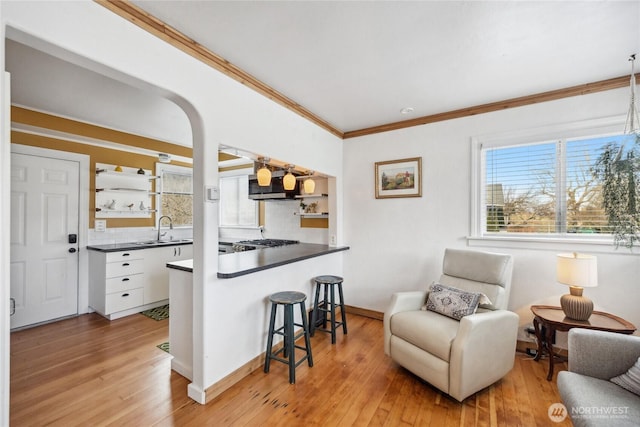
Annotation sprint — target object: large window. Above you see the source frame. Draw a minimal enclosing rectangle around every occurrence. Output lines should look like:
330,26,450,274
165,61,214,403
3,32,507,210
219,170,258,227
479,130,633,238
157,163,193,227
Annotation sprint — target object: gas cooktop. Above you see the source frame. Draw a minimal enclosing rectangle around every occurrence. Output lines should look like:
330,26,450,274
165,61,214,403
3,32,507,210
236,239,300,248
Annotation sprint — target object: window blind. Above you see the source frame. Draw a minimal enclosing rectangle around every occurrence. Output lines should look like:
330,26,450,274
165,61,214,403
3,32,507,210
483,134,620,236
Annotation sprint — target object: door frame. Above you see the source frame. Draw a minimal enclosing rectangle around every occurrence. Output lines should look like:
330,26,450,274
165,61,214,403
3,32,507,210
11,143,90,317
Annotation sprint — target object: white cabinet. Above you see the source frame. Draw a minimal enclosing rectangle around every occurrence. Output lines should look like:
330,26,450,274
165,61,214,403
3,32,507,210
89,250,145,319
89,244,193,320
140,244,193,304
95,163,158,218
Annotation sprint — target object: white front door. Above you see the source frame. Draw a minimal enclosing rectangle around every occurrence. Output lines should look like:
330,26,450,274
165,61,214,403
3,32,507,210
10,153,80,329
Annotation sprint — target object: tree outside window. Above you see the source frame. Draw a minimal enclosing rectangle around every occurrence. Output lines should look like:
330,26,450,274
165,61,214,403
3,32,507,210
157,164,193,227
483,134,627,237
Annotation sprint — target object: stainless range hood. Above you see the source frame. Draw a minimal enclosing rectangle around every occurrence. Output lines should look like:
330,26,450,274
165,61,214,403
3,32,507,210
248,169,301,200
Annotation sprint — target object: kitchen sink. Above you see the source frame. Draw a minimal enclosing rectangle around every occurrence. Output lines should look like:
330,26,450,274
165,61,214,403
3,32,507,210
133,239,193,245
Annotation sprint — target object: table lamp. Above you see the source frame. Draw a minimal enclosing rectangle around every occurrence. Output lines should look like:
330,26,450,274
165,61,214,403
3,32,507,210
556,253,598,321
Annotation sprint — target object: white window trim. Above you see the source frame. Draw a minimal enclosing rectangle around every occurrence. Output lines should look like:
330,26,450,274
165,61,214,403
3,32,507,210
156,162,193,229
219,166,260,230
468,114,640,254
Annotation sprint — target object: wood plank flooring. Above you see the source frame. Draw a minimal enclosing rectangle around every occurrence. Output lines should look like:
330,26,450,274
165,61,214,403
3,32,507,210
10,312,571,426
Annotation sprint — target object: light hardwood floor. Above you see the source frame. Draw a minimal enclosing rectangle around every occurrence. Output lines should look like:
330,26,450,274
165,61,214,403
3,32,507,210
10,312,571,426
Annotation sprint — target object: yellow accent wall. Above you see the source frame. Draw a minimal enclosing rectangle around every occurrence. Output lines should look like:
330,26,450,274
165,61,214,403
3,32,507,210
11,106,193,228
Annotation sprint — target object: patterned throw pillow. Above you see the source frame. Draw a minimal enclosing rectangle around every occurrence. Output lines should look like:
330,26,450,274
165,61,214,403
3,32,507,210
424,283,481,320
611,357,640,396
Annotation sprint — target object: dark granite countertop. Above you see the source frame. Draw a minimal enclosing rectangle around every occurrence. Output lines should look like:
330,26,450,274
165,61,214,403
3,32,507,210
87,239,193,252
166,243,349,278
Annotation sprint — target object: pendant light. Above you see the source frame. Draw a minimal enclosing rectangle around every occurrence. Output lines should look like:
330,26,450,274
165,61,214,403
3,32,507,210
304,171,316,194
257,157,271,186
283,165,296,191
624,54,640,135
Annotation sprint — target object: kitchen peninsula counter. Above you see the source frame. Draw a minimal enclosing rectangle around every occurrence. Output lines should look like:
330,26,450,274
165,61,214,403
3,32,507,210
166,243,349,278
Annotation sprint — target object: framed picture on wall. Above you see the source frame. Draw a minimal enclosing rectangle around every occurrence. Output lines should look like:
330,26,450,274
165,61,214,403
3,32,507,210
374,157,422,199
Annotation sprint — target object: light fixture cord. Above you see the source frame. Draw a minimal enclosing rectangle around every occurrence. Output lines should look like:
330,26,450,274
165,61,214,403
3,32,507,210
625,54,640,135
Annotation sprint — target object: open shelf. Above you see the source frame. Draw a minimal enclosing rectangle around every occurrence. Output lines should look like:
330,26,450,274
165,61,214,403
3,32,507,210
95,163,156,219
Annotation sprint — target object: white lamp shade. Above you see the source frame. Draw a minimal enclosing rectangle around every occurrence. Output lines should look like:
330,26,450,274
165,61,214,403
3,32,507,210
283,172,296,190
303,177,315,194
257,166,271,186
557,253,598,288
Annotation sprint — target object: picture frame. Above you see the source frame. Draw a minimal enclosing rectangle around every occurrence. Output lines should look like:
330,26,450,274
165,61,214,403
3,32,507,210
374,157,422,199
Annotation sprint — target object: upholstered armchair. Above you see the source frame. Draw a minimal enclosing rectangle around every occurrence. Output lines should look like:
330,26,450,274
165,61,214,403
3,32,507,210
383,248,518,402
558,329,640,427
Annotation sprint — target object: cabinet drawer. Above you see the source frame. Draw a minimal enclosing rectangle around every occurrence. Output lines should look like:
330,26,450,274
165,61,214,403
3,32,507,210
106,251,144,263
106,259,144,278
105,273,144,294
105,287,144,314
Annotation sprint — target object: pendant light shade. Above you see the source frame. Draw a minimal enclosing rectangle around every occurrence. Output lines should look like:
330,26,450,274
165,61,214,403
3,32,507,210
257,157,271,186
304,171,315,194
283,165,296,190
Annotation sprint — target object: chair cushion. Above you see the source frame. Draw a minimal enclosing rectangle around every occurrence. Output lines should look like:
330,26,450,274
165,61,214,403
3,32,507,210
558,371,640,427
442,248,511,287
438,248,513,310
424,283,481,320
390,309,459,362
611,356,640,396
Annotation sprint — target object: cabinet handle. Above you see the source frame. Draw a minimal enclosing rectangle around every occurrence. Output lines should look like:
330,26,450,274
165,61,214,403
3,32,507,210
122,293,130,297
122,253,130,257
122,263,130,267
122,278,130,282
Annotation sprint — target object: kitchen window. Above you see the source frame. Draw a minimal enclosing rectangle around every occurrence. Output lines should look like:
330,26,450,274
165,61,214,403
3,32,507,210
473,118,630,243
220,169,259,228
157,163,193,227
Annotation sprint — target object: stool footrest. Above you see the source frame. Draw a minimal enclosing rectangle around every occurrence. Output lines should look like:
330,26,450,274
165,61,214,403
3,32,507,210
271,325,307,340
313,322,344,332
268,353,311,368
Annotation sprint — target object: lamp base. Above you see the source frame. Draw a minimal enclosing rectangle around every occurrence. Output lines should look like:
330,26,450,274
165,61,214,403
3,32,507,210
560,286,593,320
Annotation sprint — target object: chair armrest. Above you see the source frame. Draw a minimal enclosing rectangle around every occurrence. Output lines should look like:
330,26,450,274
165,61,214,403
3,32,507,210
568,328,640,380
383,291,427,356
449,309,519,401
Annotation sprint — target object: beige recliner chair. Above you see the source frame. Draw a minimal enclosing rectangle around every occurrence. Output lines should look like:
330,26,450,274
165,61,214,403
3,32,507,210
384,248,518,401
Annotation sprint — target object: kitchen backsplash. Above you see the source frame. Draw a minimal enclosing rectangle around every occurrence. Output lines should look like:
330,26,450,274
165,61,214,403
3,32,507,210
88,226,193,245
219,199,329,244
89,199,328,245
262,199,328,244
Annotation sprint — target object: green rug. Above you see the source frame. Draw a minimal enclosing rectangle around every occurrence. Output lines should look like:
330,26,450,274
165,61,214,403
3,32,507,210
141,304,169,321
157,342,170,353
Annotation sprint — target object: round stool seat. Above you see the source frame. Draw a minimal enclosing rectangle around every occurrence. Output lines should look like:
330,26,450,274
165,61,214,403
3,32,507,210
269,291,306,305
314,275,343,284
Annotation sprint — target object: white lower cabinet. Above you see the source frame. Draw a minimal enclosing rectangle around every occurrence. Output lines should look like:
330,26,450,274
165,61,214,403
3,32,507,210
89,244,192,319
140,245,193,304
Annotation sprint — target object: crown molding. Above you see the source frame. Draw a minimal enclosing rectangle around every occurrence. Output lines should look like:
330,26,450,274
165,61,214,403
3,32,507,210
97,1,634,141
343,74,635,139
96,0,344,139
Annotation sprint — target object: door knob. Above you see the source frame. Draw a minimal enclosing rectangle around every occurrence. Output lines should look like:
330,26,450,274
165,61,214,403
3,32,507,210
68,248,77,253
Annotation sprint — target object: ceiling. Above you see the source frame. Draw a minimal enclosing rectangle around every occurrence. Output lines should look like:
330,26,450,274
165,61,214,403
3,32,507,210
5,1,640,146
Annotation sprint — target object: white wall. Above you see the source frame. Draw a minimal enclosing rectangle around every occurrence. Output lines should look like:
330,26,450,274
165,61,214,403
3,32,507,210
0,1,344,407
343,87,640,334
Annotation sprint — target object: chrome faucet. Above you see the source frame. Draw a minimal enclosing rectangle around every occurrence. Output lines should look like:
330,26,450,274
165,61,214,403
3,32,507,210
157,215,173,241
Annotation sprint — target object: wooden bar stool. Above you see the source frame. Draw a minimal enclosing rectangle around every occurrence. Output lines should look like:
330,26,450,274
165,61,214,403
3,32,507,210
264,291,313,384
310,275,348,344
